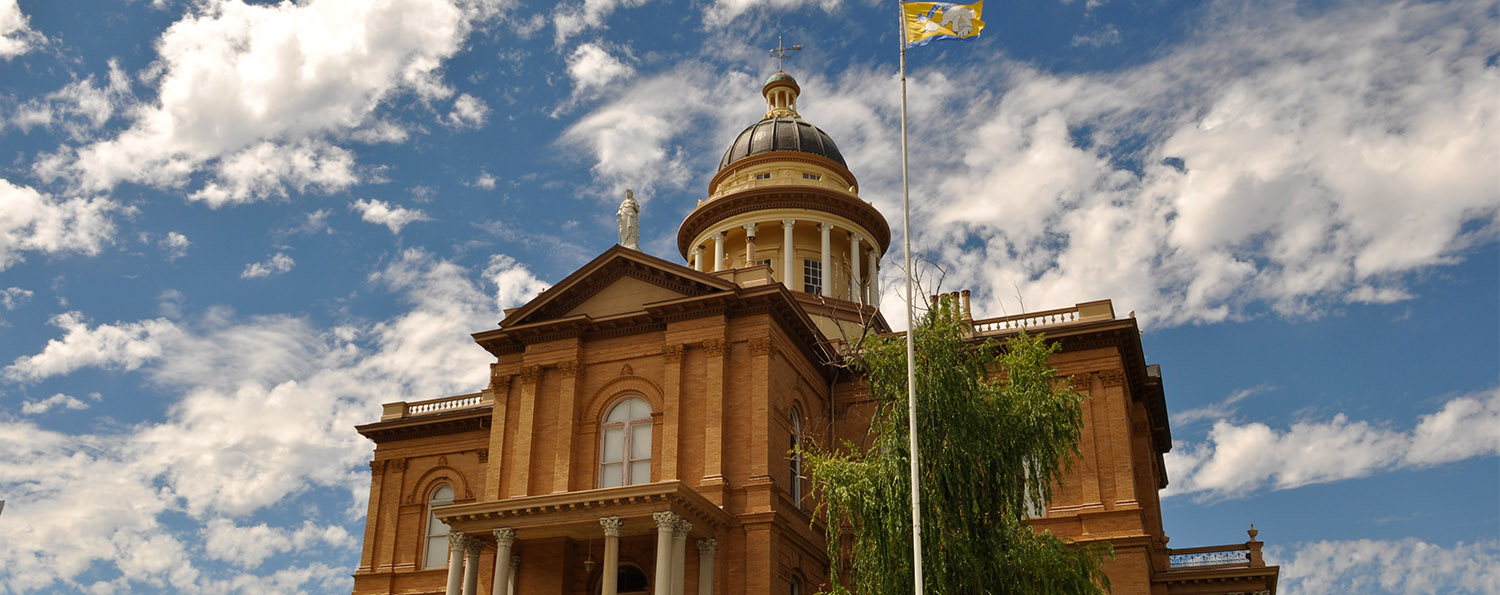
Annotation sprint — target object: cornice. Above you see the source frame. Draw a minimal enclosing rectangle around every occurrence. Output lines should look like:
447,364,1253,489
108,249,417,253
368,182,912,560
677,186,892,258
356,407,493,443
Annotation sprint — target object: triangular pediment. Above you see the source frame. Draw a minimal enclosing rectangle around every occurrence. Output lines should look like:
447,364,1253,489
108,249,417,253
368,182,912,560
497,246,736,329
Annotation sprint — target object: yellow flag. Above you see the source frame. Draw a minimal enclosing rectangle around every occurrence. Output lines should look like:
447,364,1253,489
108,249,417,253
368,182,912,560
902,1,984,48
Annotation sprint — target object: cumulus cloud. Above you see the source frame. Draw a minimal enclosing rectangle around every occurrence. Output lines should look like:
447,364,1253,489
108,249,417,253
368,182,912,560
241,252,296,279
1164,387,1500,499
8,60,131,138
161,231,190,260
351,198,431,233
0,250,544,590
0,0,41,60
1271,538,1500,595
0,179,121,271
561,62,762,199
701,0,842,27
475,172,497,189
551,0,650,45
567,42,634,95
38,0,504,202
19,392,99,415
1,286,32,310
445,93,490,129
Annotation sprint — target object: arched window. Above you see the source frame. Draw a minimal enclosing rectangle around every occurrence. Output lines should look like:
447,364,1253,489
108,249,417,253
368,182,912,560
423,484,454,569
789,407,803,504
600,397,653,487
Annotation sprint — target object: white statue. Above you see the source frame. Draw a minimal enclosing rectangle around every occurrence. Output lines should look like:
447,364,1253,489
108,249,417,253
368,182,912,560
617,189,640,250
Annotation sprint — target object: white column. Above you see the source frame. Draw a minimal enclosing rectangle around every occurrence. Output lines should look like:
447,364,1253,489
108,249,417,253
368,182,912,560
691,247,704,272
868,251,879,307
819,223,833,296
445,533,467,595
652,512,678,595
670,518,692,595
849,233,862,303
781,219,796,290
507,556,519,595
462,536,482,595
696,539,717,595
600,517,623,595
490,528,515,595
712,232,726,272
743,222,758,263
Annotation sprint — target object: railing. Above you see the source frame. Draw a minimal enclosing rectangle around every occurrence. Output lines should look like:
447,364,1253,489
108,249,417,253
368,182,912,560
970,300,1115,336
382,393,488,421
1169,546,1251,568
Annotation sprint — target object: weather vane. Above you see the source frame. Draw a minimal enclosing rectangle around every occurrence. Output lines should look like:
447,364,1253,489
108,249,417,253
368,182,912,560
769,36,802,72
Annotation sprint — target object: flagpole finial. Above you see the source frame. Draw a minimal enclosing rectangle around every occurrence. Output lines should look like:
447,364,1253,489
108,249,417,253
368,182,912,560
769,36,803,72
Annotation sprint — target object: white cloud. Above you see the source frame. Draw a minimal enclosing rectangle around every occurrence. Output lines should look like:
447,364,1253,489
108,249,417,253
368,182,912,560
1,286,32,310
475,172,497,189
161,231,190,260
9,59,132,138
0,179,121,271
562,63,762,199
350,198,431,233
40,0,503,202
4,312,184,382
567,42,634,95
0,0,42,60
701,0,842,27
241,253,296,279
0,250,543,590
1164,387,1500,499
445,93,490,129
1271,538,1500,595
551,0,650,44
202,518,352,569
19,392,98,415
1171,384,1273,426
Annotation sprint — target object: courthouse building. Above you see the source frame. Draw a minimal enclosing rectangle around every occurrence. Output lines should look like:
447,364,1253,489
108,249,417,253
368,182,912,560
352,71,1279,595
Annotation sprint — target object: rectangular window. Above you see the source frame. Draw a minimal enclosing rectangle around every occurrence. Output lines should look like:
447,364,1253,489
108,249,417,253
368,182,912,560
802,173,820,180
803,259,822,294
754,258,771,268
754,173,772,179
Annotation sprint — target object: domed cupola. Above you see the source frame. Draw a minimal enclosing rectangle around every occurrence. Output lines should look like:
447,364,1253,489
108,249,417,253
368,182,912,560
677,71,891,338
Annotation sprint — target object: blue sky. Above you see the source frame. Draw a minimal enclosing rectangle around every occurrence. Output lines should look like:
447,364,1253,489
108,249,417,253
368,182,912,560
0,0,1496,592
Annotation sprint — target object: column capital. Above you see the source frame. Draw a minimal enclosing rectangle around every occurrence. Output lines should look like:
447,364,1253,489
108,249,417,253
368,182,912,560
672,518,693,536
819,222,835,232
697,538,718,556
448,531,469,549
600,516,624,537
781,218,796,228
492,527,516,548
652,511,681,529
464,535,484,555
711,230,726,240
742,222,758,236
691,246,703,255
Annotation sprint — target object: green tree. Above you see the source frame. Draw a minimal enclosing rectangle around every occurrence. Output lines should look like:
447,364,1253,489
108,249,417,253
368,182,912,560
806,299,1111,594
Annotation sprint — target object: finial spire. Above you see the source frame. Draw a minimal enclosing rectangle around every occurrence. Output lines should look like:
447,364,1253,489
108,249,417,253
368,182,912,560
769,36,802,72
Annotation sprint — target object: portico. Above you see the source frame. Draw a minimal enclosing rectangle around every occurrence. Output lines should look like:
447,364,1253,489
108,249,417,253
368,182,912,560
434,481,731,595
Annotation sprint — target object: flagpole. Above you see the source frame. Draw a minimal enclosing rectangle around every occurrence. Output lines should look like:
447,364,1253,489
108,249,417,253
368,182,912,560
898,6,924,594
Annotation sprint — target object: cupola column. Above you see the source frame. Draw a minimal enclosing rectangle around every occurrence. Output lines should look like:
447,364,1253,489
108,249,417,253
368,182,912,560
600,517,623,595
819,223,834,296
849,233,862,303
781,220,796,290
743,223,758,263
712,232,726,272
691,247,704,272
868,251,880,306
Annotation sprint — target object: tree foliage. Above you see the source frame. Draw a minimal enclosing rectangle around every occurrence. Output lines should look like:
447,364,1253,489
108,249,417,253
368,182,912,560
805,300,1111,594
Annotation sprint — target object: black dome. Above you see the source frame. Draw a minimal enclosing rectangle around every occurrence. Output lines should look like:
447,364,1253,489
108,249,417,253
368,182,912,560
718,117,847,170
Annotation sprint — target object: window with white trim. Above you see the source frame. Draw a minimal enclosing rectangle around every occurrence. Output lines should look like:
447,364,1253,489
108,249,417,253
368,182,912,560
423,484,454,569
600,397,653,487
803,259,822,294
